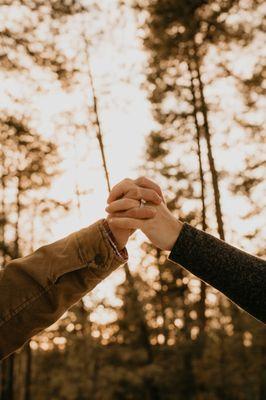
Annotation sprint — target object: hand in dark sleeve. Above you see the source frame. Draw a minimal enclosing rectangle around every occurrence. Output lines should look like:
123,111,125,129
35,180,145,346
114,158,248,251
168,223,266,323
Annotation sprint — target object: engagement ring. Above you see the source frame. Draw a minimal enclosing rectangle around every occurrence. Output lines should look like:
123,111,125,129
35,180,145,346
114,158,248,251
139,199,146,208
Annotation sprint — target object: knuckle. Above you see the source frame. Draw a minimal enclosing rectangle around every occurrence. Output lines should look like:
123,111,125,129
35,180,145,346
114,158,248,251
136,176,146,185
130,188,140,198
136,188,142,197
147,190,156,201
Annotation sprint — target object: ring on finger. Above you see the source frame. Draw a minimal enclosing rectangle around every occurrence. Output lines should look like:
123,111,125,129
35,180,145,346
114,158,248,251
139,199,146,208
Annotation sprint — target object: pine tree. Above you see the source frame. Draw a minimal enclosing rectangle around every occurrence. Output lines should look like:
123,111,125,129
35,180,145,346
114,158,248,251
0,113,62,400
129,0,265,398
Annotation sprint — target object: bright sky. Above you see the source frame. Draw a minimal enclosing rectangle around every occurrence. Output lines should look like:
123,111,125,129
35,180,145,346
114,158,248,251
0,0,154,310
31,2,155,306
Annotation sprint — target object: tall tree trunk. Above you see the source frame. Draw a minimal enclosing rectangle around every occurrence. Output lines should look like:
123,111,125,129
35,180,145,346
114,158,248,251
188,58,209,398
2,356,14,400
2,174,23,400
0,149,8,400
91,353,99,400
258,325,266,400
13,173,22,259
192,42,245,341
70,130,99,398
82,33,111,193
22,203,38,400
179,268,195,400
0,150,7,265
192,41,225,241
156,248,168,343
23,345,32,400
188,59,207,338
124,266,160,400
190,42,228,399
124,266,154,363
0,149,5,399
0,361,7,400
0,153,7,400
82,33,159,399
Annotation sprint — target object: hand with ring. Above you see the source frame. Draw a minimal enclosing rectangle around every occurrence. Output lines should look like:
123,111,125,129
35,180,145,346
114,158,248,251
105,177,164,250
106,176,182,251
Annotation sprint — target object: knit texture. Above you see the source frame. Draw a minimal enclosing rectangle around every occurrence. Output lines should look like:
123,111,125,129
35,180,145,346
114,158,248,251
169,223,266,323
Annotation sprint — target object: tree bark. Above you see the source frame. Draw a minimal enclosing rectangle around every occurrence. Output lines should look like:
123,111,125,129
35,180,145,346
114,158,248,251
190,41,228,399
23,345,32,400
3,174,23,400
83,31,160,400
192,40,225,241
188,59,207,337
157,248,168,343
82,33,111,193
0,150,7,265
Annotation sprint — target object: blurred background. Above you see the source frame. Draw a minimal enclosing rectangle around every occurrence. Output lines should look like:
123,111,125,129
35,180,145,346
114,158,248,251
0,0,265,399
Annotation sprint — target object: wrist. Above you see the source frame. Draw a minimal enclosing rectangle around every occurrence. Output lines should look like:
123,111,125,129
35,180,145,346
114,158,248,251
166,219,183,251
102,219,128,256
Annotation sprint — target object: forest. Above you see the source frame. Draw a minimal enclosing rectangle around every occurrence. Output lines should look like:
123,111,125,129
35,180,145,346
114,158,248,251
0,1,265,399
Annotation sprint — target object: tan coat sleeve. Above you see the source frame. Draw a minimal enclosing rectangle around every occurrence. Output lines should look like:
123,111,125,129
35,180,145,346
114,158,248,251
0,219,127,359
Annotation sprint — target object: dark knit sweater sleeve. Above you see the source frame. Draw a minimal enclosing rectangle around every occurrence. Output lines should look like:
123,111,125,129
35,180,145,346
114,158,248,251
168,223,266,323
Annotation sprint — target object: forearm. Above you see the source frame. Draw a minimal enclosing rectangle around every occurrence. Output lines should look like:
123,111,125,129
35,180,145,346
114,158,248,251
168,223,266,323
0,219,128,359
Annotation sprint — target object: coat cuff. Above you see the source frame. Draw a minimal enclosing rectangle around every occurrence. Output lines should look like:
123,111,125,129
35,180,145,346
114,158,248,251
75,219,128,273
101,219,128,261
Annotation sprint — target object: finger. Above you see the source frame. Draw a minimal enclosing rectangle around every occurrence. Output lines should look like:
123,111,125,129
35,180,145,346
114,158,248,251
105,198,140,213
134,177,164,201
108,206,156,219
106,215,136,235
124,187,162,204
107,178,134,203
108,217,144,230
